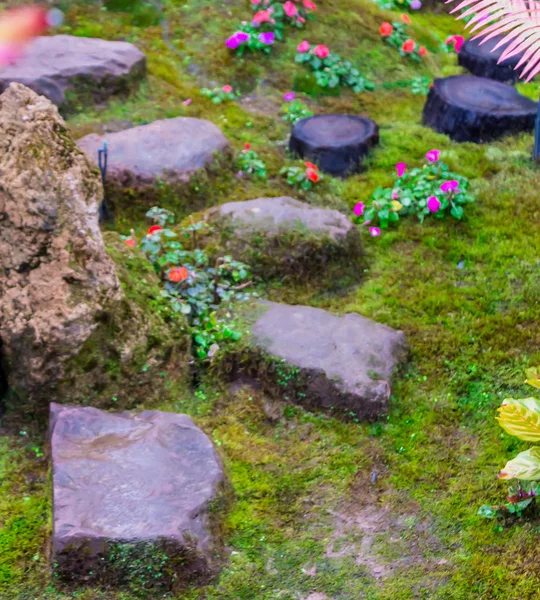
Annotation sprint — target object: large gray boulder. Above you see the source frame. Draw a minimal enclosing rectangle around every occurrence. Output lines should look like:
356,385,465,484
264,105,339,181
0,84,190,410
231,302,408,420
51,403,227,590
0,35,146,111
204,197,363,281
78,117,231,218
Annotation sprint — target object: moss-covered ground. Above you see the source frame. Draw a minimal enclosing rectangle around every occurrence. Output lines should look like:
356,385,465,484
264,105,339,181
1,0,539,597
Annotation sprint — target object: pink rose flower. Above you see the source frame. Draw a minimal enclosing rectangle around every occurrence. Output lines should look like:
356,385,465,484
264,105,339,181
222,84,233,93
370,227,381,237
297,40,310,53
283,1,297,17
427,196,441,212
391,189,399,200
396,162,406,177
353,202,365,216
313,44,330,59
440,180,459,193
426,149,440,162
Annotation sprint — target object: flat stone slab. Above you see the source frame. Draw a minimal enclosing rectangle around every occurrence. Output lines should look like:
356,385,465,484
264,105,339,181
0,35,146,109
242,302,408,420
422,75,536,142
204,197,362,280
289,114,379,177
51,403,226,589
459,35,526,82
78,117,229,194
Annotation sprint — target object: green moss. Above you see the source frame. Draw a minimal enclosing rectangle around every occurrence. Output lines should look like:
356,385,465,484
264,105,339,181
2,0,540,597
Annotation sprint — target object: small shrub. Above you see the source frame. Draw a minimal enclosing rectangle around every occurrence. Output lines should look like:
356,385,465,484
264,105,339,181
237,143,268,180
201,85,236,104
295,41,374,93
380,16,426,61
353,149,474,234
280,161,323,190
281,94,313,125
479,367,540,519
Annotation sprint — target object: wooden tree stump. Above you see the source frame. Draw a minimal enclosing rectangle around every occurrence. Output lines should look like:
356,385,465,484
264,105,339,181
422,75,537,143
459,35,526,83
289,114,379,177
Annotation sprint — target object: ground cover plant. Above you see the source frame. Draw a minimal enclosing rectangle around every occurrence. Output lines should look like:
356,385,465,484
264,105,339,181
0,0,540,599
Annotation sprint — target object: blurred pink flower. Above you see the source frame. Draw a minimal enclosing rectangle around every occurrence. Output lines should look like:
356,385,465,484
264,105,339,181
283,91,295,101
396,162,406,177
370,227,381,237
391,189,399,200
284,1,297,17
222,84,233,93
440,180,459,193
297,40,310,53
426,149,440,162
427,196,441,212
182,98,192,105
353,202,365,216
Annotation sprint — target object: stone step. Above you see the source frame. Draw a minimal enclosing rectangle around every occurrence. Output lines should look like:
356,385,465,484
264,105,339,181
459,35,527,83
0,35,146,111
50,403,227,590
228,301,408,420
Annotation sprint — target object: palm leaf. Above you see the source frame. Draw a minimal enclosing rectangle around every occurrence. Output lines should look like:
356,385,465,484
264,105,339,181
499,446,540,480
496,397,540,441
447,0,540,81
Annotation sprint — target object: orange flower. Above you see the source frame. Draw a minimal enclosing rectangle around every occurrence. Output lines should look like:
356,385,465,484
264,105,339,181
304,161,318,170
402,39,415,53
419,45,426,56
380,22,393,36
168,266,189,283
148,225,162,234
306,168,319,183
401,14,411,24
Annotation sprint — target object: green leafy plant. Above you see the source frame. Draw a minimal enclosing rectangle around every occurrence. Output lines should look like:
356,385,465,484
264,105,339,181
295,42,374,93
201,84,236,103
281,98,313,125
354,150,474,232
479,367,540,518
237,143,267,180
410,76,431,95
280,161,323,190
130,208,253,360
379,17,427,61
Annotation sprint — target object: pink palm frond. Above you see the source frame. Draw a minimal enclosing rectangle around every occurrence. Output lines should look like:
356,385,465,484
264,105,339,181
447,0,540,80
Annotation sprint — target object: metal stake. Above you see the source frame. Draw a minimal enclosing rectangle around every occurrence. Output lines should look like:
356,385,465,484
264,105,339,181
98,141,112,222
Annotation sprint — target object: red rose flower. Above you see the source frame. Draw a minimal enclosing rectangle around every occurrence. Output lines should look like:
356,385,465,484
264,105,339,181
125,238,135,247
168,266,189,283
379,22,393,37
148,225,162,234
306,168,319,183
304,161,318,170
401,14,411,24
402,39,415,53
303,0,316,9
419,46,426,56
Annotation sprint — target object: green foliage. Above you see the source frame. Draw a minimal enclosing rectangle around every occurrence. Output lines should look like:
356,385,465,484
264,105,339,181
280,99,313,125
358,155,474,230
280,162,323,190
237,145,268,180
138,208,253,360
410,75,431,95
201,85,236,104
295,47,375,93
381,20,426,61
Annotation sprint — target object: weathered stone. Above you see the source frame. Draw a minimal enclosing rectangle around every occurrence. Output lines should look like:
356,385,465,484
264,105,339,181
50,403,227,590
0,84,189,410
227,302,408,420
77,117,231,219
0,35,146,111
289,114,379,177
459,35,526,83
204,197,363,281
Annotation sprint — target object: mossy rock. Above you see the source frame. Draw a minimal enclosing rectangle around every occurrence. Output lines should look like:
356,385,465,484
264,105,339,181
54,232,191,412
201,196,364,285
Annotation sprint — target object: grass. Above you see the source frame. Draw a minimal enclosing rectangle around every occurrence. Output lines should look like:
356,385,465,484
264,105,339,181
1,0,540,598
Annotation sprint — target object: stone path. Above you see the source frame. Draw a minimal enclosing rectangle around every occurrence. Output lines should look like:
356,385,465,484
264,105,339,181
50,403,226,589
0,35,146,110
423,75,537,142
236,301,408,420
204,196,363,279
78,117,230,213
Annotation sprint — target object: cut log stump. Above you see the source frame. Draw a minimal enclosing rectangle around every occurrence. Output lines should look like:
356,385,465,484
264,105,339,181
422,75,537,143
289,114,379,177
459,35,526,83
